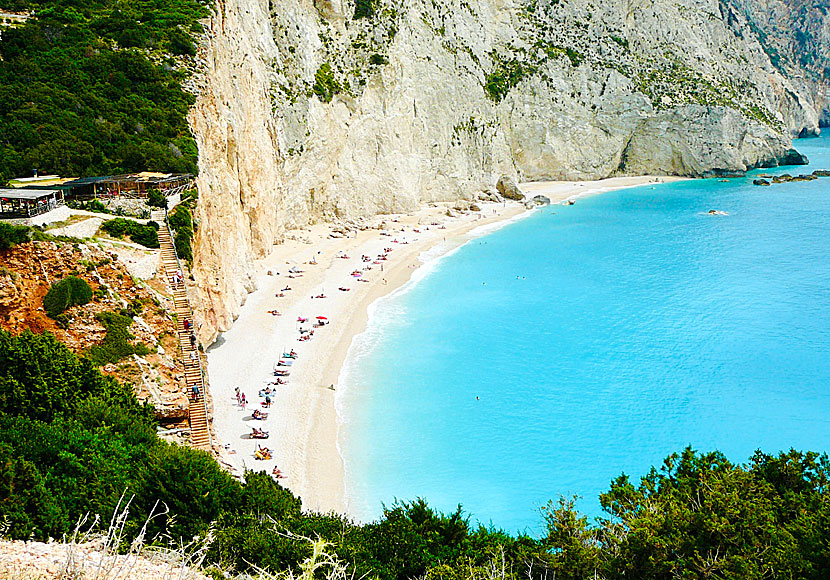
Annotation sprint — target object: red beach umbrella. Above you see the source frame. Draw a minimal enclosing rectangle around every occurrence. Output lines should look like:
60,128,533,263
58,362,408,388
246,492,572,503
316,316,328,320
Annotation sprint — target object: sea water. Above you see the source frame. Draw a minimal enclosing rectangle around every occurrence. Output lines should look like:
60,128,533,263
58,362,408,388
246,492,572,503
338,134,830,534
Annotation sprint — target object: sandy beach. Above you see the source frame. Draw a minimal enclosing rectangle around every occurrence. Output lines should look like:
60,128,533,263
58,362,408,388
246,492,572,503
205,176,683,515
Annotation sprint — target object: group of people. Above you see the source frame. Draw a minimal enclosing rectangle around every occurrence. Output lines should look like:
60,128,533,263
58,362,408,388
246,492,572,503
170,269,184,288
234,386,247,408
233,385,287,480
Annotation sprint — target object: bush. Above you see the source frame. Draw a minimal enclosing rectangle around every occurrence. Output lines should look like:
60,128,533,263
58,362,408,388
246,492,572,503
146,189,167,208
313,63,340,103
0,222,30,250
167,206,192,233
43,276,92,318
129,224,159,248
85,200,109,213
1,223,30,246
100,218,159,248
174,230,192,262
169,205,194,262
354,0,374,18
100,217,129,238
85,311,152,366
370,53,388,65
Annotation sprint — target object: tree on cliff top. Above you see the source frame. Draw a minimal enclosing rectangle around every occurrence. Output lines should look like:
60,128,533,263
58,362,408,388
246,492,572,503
354,0,374,19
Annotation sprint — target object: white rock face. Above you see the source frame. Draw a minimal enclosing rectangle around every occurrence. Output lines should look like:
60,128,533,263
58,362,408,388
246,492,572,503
189,0,826,341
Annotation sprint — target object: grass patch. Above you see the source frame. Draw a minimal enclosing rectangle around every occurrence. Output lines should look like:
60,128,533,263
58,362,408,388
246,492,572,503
85,311,151,366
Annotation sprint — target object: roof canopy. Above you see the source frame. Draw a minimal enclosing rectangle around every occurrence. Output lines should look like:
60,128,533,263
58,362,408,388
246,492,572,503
0,188,61,200
65,173,192,186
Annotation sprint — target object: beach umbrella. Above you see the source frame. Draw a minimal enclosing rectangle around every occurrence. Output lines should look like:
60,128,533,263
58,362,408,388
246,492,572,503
316,316,328,320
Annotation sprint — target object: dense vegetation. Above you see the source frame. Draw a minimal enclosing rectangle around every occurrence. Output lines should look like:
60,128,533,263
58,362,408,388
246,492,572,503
42,275,92,318
147,188,167,209
0,222,30,250
313,63,341,104
168,190,196,262
354,0,375,19
0,0,208,184
100,217,159,248
85,311,151,366
1,329,829,579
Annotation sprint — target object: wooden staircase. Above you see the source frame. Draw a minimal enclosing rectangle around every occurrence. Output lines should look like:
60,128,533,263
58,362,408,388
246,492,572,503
153,210,212,451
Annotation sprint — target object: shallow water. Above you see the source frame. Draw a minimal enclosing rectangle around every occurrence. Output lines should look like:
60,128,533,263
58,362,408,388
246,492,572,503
338,135,830,534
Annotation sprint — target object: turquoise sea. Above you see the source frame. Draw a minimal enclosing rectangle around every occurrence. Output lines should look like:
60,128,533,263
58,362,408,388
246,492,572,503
338,134,830,534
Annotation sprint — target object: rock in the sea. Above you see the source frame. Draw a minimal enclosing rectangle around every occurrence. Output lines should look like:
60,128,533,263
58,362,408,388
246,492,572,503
813,170,830,177
497,176,524,201
780,149,809,166
753,178,771,186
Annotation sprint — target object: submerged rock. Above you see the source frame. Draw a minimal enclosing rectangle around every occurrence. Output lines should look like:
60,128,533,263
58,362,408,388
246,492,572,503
753,179,771,186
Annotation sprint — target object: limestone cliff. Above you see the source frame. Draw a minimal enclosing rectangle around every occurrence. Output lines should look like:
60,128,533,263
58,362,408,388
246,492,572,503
189,0,827,342
725,0,830,129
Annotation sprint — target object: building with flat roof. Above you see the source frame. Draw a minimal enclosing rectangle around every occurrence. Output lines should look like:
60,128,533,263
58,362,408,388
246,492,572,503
0,189,65,218
58,172,195,199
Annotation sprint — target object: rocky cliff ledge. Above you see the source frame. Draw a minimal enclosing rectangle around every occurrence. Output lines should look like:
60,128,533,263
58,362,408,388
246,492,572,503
189,0,826,342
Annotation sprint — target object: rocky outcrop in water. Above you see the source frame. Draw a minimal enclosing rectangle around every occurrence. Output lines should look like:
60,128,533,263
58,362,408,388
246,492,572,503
189,0,829,342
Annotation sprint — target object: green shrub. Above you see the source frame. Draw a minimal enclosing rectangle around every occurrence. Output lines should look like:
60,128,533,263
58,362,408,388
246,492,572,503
180,188,198,209
85,311,151,366
0,222,30,250
354,0,374,18
129,224,159,248
484,58,536,103
313,63,340,103
100,218,159,248
43,276,92,318
86,200,108,213
146,189,167,208
565,47,583,67
174,230,192,262
169,205,194,262
167,206,192,233
369,53,388,65
101,218,129,238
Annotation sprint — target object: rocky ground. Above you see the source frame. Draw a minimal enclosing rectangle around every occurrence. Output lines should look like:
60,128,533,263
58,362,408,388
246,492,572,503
0,239,190,425
0,539,210,580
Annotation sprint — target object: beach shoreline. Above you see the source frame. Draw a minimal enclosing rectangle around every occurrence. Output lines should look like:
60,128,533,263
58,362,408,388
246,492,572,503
205,176,683,515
